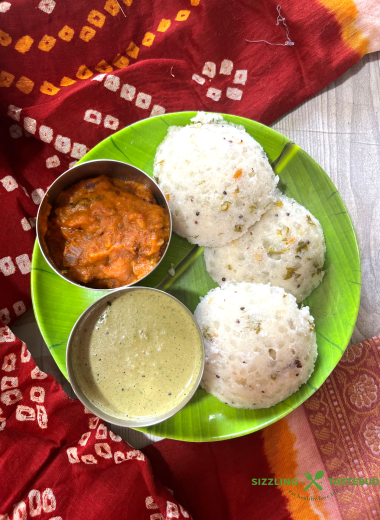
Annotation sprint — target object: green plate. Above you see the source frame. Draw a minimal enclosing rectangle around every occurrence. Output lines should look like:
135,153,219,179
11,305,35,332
31,112,361,442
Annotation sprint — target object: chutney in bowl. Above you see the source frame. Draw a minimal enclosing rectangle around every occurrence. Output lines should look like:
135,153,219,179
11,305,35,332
37,160,172,290
66,287,204,427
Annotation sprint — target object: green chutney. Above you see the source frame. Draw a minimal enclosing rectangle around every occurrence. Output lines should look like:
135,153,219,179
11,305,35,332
72,289,203,420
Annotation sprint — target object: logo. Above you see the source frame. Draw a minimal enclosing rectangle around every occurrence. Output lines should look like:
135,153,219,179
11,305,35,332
252,469,380,502
304,470,324,491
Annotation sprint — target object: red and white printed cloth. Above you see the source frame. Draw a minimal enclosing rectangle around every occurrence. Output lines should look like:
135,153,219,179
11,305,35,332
3,326,380,519
1,1,380,519
0,0,379,324
0,323,190,519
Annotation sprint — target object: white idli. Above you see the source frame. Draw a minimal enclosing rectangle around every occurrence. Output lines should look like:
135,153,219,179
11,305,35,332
194,281,318,409
204,192,326,302
153,112,278,247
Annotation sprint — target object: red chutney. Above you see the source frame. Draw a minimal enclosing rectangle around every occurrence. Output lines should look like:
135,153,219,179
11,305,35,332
45,175,170,288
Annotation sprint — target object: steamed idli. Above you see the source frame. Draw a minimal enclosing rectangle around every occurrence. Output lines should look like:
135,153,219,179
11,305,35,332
153,112,278,247
194,282,318,409
204,192,326,302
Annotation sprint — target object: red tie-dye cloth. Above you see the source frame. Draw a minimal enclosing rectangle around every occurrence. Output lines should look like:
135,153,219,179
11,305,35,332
0,323,191,519
2,328,380,519
0,0,379,323
1,2,380,519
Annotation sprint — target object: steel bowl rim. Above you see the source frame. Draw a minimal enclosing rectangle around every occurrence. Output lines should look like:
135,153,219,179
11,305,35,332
66,285,205,428
36,158,172,292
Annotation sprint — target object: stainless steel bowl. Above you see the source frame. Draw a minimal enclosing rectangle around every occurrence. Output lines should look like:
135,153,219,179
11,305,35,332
66,287,205,428
36,159,172,291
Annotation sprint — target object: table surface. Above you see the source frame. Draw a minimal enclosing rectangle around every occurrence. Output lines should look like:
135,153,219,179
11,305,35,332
12,51,380,449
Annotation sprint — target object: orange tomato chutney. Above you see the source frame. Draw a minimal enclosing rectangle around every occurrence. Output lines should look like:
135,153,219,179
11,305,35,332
45,175,170,288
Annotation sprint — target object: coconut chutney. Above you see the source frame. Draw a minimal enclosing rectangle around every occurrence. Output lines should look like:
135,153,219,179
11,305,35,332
72,289,203,420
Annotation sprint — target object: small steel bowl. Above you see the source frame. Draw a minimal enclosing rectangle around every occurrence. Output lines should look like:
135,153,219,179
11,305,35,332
36,159,172,291
66,287,205,428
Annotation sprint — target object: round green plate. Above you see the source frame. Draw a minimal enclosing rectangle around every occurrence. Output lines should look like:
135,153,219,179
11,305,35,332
31,112,361,442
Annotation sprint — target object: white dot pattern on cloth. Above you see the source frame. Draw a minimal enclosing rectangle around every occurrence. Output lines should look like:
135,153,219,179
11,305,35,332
206,87,222,101
1,176,18,192
0,309,10,325
13,301,26,316
219,59,233,75
191,60,248,102
192,74,205,85
71,143,87,159
233,70,247,85
39,125,53,143
54,135,71,154
136,92,152,109
38,0,55,14
104,115,119,130
23,118,37,134
150,105,165,117
21,218,31,231
104,75,120,92
0,2,11,12
9,124,23,138
120,84,136,101
202,61,216,78
7,105,21,121
46,156,60,169
15,254,31,274
31,189,44,205
92,74,106,82
0,257,16,276
84,109,102,125
226,87,243,100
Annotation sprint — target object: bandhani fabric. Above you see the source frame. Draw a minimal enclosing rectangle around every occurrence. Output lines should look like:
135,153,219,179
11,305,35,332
1,2,380,519
0,0,379,324
0,323,190,519
1,328,380,518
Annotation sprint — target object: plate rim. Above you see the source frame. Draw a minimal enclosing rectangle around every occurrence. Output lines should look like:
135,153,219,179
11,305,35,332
31,111,361,441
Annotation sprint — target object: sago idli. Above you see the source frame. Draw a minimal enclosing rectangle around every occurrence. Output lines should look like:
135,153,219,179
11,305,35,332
204,192,326,302
153,112,278,247
194,282,318,409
